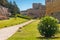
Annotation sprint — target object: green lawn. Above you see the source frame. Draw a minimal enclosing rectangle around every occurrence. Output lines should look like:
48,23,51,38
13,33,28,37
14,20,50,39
8,20,60,40
8,20,40,40
0,17,28,28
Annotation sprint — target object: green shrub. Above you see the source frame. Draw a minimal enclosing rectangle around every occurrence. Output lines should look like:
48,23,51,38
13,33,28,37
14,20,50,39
38,16,59,38
19,15,32,20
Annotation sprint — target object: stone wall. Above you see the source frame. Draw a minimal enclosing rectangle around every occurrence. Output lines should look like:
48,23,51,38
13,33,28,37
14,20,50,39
46,0,60,15
46,0,60,21
27,3,45,18
0,5,11,20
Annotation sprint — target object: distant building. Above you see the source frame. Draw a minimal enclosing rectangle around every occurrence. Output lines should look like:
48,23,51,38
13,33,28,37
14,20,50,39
0,5,11,20
46,0,60,20
33,3,41,9
21,3,45,18
21,10,27,15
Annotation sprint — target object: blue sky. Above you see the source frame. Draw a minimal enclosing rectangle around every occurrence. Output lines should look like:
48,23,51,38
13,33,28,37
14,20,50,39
8,0,45,11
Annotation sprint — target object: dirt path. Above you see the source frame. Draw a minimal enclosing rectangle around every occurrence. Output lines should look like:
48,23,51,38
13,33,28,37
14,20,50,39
0,20,35,40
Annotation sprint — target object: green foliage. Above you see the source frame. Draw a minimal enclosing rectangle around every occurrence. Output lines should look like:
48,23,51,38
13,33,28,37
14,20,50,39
38,16,59,38
8,1,20,17
0,0,8,7
17,14,32,20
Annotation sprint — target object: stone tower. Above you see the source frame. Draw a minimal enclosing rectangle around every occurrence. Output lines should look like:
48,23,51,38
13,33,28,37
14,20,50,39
46,0,60,20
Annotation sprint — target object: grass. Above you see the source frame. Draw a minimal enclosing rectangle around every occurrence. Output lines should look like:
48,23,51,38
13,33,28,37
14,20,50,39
8,20,40,40
8,20,60,40
0,17,28,28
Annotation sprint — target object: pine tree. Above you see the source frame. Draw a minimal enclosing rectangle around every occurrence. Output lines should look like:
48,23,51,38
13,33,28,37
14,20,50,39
11,1,20,17
0,0,8,7
13,1,20,14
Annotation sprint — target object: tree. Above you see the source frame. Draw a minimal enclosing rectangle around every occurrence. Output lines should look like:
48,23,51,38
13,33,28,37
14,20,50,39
13,1,20,15
0,0,8,7
7,1,20,17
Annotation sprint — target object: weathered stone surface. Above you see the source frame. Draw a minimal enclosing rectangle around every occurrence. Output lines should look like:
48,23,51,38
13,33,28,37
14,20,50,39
46,0,60,20
0,5,11,20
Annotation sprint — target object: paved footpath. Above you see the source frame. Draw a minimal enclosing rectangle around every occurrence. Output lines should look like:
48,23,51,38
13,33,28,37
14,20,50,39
0,20,35,40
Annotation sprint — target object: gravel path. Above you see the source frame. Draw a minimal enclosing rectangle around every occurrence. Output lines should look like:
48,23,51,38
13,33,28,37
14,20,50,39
0,20,35,40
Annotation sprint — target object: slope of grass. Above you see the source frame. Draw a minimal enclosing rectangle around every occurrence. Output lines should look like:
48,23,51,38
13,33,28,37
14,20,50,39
8,20,40,40
0,17,28,28
8,20,60,40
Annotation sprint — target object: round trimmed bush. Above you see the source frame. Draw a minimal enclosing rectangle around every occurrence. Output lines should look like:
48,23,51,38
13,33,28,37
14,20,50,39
38,16,59,38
